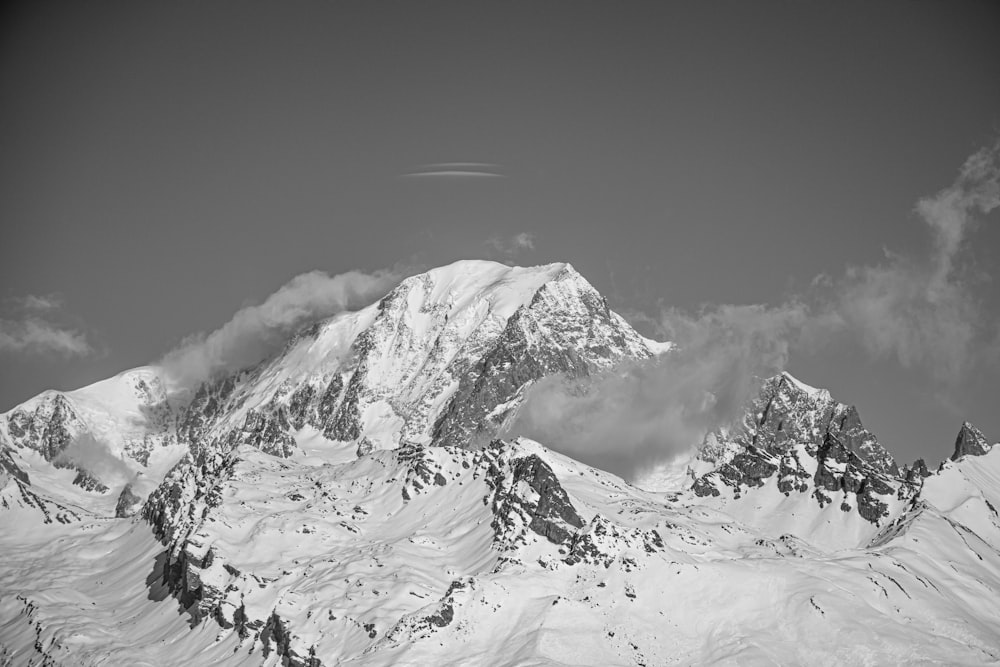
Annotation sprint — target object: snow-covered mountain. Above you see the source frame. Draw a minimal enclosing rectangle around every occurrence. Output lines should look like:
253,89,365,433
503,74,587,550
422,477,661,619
1,260,998,665
683,372,919,550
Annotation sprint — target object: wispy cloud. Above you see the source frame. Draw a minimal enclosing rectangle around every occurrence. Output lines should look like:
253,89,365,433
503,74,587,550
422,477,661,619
508,139,1000,480
507,302,808,480
651,139,1000,386
16,294,64,312
159,267,407,389
55,432,134,487
0,293,93,357
486,232,536,260
821,139,1000,383
401,162,506,178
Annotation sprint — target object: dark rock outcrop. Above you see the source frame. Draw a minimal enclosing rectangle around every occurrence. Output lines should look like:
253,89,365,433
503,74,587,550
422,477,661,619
226,410,296,458
487,448,585,547
72,469,109,493
115,483,143,517
431,269,653,450
951,422,992,461
0,448,29,485
511,454,585,543
5,395,82,462
692,373,901,524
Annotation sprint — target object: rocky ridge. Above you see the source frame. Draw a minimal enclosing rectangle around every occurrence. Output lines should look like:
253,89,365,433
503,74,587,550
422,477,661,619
952,421,992,461
691,372,914,526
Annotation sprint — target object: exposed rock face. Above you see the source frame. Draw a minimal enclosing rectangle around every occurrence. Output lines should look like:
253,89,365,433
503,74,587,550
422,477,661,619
692,372,902,525
0,447,29,485
115,483,143,518
563,515,667,568
72,469,109,494
1,369,178,504
227,410,296,458
431,268,655,449
176,376,240,451
488,450,585,547
5,394,83,461
952,422,992,460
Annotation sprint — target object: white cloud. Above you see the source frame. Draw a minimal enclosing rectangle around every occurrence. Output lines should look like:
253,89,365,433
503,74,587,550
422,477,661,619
486,232,536,259
0,316,93,357
55,433,134,487
918,141,1000,288
404,171,505,178
510,232,535,251
507,139,1000,480
17,294,64,312
402,163,505,178
823,139,1000,383
0,294,93,357
159,267,405,388
507,302,808,480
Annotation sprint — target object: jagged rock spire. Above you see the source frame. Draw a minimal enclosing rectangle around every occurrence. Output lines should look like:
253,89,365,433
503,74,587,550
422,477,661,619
951,421,992,461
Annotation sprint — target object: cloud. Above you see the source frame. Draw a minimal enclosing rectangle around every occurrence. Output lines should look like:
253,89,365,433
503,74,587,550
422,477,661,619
0,318,93,357
918,141,1000,286
825,256,980,383
823,139,1000,383
402,162,505,178
486,232,536,259
0,294,93,357
507,139,1000,481
17,294,64,312
55,432,134,488
507,302,808,481
159,267,405,389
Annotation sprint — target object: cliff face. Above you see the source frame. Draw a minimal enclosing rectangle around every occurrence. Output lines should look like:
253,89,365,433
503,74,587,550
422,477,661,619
692,373,908,527
952,421,992,460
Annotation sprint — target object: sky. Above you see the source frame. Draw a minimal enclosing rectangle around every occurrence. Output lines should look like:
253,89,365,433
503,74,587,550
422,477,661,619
1,1,999,466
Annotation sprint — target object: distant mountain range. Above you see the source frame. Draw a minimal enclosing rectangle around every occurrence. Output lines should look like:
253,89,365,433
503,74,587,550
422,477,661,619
1,260,997,666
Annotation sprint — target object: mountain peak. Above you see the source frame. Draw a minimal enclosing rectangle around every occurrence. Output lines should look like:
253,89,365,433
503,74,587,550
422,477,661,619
778,371,831,402
951,421,992,461
387,260,571,322
692,371,902,534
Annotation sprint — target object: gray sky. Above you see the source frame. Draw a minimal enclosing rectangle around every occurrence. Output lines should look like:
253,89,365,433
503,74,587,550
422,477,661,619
1,1,999,465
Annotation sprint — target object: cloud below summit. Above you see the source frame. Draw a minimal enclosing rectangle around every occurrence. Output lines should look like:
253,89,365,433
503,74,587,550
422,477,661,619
508,139,1000,480
159,267,405,389
507,302,809,480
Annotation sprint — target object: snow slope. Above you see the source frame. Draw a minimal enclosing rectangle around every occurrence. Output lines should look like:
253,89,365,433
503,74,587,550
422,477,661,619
5,435,1000,665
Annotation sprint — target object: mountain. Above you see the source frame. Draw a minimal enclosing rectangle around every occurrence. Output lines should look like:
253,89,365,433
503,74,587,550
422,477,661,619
0,261,660,522
1,260,999,665
684,372,918,549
